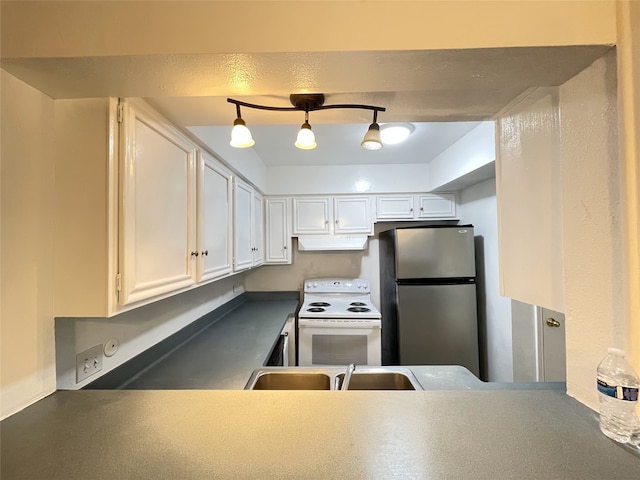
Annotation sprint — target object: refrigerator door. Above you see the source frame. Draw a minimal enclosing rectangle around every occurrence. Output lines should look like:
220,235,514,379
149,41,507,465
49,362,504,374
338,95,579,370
396,226,476,279
397,283,479,376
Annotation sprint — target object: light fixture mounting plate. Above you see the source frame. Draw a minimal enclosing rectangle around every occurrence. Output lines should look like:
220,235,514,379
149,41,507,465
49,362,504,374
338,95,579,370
290,93,325,111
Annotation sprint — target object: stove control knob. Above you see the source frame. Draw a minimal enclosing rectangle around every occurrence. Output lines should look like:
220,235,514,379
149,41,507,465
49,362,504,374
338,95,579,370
313,282,318,288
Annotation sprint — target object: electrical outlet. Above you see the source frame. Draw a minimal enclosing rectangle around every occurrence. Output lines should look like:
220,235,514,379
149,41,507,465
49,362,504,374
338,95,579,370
76,344,103,383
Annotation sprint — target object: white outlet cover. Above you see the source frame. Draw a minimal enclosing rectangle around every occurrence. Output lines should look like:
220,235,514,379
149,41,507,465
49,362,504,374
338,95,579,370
104,338,119,357
75,344,103,383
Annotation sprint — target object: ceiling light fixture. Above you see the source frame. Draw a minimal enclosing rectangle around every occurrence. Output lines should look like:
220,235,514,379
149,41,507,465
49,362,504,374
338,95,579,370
229,104,255,148
294,110,317,150
361,110,383,150
227,94,386,150
380,123,414,145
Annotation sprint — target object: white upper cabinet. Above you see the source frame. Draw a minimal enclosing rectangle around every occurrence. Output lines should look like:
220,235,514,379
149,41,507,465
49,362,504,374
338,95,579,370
252,190,265,266
293,196,373,235
265,197,292,264
376,193,457,221
118,98,198,306
333,197,372,233
292,197,332,234
416,193,457,218
198,151,233,282
234,178,264,271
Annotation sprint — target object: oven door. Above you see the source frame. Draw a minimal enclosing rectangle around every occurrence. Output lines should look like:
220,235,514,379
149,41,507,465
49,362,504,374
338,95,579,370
298,322,381,366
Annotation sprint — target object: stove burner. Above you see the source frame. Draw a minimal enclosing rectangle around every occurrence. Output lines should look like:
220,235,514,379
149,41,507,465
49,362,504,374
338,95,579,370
347,306,371,313
307,307,326,313
309,302,331,307
350,302,367,307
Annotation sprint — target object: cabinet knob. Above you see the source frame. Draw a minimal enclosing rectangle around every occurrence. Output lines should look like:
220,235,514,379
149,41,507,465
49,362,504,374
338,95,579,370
283,246,287,250
191,251,199,257
202,250,208,256
546,317,561,328
325,220,329,225
410,208,413,212
335,219,339,224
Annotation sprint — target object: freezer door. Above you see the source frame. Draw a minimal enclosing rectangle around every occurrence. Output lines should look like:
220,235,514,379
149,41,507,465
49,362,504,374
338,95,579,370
397,283,479,377
396,227,476,279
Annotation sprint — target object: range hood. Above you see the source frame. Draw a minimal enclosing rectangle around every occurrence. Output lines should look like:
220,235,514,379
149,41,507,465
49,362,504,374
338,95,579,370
297,234,368,251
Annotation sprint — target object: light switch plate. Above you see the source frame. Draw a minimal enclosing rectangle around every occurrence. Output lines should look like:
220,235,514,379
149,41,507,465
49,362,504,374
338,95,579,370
76,344,103,383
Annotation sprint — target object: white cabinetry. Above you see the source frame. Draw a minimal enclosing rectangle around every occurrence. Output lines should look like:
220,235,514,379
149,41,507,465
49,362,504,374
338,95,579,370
54,97,247,317
118,98,198,306
376,193,457,221
293,196,372,235
234,178,264,271
265,197,292,264
198,151,233,282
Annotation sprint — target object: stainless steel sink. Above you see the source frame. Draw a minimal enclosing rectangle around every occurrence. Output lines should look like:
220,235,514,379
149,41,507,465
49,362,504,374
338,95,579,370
336,371,419,390
250,372,331,390
244,366,423,390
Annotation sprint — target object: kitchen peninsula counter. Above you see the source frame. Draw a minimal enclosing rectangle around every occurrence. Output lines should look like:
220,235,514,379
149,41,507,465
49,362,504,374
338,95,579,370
2,387,639,479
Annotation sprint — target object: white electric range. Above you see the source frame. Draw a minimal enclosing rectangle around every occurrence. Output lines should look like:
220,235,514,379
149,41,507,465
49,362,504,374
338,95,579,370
298,278,381,366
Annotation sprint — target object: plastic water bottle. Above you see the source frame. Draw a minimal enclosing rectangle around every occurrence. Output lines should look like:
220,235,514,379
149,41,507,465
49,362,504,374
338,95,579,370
596,348,640,445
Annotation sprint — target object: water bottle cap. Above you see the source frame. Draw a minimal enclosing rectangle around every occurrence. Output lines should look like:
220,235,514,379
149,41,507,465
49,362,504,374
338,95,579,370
608,347,625,356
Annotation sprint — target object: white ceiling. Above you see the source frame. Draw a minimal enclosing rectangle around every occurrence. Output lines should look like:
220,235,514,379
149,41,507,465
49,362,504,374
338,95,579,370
2,45,612,167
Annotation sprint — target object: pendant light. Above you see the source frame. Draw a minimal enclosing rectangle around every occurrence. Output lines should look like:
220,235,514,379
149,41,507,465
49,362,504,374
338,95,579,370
229,104,255,148
294,110,317,150
361,111,383,150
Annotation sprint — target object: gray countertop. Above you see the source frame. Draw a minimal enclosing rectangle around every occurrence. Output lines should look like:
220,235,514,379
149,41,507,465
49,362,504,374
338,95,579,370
2,387,639,479
116,298,299,390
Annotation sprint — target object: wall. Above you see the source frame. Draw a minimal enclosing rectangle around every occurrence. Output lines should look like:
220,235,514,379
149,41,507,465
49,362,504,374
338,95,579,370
458,178,513,382
617,0,640,379
429,122,496,191
267,164,431,196
560,51,623,409
1,71,56,418
496,88,565,313
1,1,617,58
55,275,245,389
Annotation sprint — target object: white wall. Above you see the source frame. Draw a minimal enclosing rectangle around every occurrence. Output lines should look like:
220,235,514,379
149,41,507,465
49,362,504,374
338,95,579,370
56,275,246,389
429,122,496,191
1,71,57,419
496,88,565,313
560,51,624,409
458,178,513,382
267,164,431,195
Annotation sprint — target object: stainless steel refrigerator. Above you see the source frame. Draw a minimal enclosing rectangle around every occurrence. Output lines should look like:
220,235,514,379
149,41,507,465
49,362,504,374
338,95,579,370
379,225,480,376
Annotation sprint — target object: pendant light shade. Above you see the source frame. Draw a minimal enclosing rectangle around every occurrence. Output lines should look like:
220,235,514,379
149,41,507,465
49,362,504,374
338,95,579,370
295,112,317,150
361,122,383,150
230,107,255,148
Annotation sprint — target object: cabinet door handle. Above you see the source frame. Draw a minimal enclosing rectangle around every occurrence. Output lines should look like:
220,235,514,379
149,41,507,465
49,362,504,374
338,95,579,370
546,317,561,328
202,250,208,256
191,251,199,257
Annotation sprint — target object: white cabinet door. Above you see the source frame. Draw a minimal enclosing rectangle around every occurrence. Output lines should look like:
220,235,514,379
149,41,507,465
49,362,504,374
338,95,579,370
265,197,291,264
233,178,254,271
198,151,233,282
334,196,372,234
293,197,331,234
374,193,457,221
376,195,415,220
417,193,457,218
119,98,197,306
252,191,264,266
